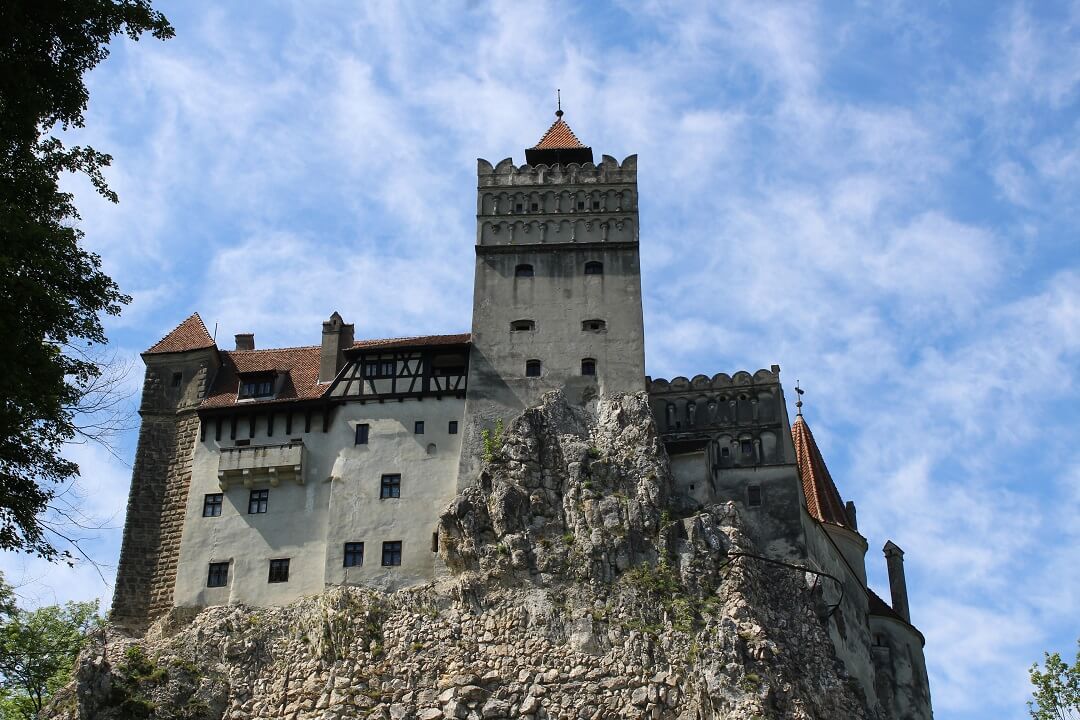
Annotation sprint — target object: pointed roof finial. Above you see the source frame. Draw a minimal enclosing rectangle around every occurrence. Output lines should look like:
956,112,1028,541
795,380,805,416
556,88,563,118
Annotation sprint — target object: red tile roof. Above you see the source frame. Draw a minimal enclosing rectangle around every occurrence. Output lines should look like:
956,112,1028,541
144,313,216,355
791,415,852,528
532,118,586,150
201,333,471,409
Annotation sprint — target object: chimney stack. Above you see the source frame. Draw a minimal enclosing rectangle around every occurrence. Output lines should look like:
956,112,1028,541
234,333,255,351
883,540,910,623
319,312,354,383
845,500,858,531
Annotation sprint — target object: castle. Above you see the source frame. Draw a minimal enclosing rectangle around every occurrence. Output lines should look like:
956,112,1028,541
112,111,933,719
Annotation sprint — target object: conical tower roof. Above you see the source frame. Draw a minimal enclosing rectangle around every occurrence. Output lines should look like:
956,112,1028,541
525,101,593,166
791,414,852,528
144,312,215,354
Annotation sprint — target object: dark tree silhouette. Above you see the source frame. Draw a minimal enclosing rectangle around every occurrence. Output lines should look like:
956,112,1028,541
0,1,173,559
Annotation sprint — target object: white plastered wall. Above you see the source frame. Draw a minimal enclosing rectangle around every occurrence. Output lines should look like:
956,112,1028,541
173,397,465,609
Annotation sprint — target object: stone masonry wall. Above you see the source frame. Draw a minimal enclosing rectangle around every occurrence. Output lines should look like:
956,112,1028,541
111,360,209,632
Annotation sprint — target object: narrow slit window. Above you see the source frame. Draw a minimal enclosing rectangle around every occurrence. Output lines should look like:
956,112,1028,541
268,558,290,583
747,485,763,507
207,562,229,588
343,542,364,567
525,359,542,377
355,423,369,445
584,261,604,275
382,541,403,566
380,474,401,499
581,358,597,376
514,263,534,278
510,319,535,332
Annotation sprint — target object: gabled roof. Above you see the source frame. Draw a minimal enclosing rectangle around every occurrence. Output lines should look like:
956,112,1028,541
791,414,852,528
531,117,586,150
200,333,471,409
144,313,216,355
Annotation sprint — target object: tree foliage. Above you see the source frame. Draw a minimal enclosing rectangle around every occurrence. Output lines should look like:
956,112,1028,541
0,574,100,719
1030,640,1080,720
0,1,173,559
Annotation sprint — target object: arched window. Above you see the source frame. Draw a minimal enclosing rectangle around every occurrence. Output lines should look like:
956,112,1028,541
581,358,597,376
584,261,603,275
525,359,542,377
582,319,606,332
515,263,534,278
510,319,535,332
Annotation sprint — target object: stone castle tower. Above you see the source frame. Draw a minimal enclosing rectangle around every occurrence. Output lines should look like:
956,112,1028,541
110,108,933,720
460,112,645,482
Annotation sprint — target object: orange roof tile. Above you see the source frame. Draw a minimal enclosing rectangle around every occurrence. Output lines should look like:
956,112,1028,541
144,313,216,355
532,118,586,150
791,415,852,528
200,333,471,409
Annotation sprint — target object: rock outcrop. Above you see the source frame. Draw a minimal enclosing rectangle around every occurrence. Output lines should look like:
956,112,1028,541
45,392,877,719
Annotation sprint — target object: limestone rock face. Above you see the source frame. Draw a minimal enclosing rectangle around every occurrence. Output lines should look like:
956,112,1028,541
45,392,879,720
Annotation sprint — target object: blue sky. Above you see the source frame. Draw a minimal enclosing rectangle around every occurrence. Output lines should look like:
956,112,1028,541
3,2,1078,718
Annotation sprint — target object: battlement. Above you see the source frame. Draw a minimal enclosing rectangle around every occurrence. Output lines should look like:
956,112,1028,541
477,154,637,187
647,367,781,394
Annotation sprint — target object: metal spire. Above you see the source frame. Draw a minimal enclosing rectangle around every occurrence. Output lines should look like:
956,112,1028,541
795,380,805,416
556,88,563,118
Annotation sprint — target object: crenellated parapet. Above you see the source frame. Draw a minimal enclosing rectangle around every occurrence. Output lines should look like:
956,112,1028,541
476,155,639,247
477,154,637,187
647,366,790,466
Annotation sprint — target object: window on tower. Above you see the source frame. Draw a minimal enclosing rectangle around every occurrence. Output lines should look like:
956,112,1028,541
511,319,535,332
514,264,534,278
582,319,606,332
525,359,542,377
581,358,597,376
584,261,603,275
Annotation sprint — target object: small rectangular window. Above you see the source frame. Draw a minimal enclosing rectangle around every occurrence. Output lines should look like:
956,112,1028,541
171,372,183,387
577,200,585,210
431,531,439,552
721,446,730,457
741,440,753,455
448,421,458,435
592,200,600,210
382,541,402,566
343,542,364,567
515,202,523,212
380,474,401,499
268,558,290,583
581,359,597,376
203,493,223,517
747,485,762,507
525,359,542,377
207,562,229,587
238,377,274,399
380,360,395,376
414,421,425,435
355,423,369,445
248,488,268,514
363,362,378,378
530,202,539,211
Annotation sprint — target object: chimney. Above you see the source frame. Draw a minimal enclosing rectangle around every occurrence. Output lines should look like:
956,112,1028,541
234,333,255,351
319,312,354,383
845,500,859,531
883,541,910,623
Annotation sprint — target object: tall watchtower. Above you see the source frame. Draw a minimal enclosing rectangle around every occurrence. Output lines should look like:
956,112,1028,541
459,108,646,483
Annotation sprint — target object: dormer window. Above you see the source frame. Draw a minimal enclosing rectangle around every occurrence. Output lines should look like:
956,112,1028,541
582,319,606,332
362,359,396,378
584,261,603,275
511,319,535,332
515,264,534,278
238,374,275,399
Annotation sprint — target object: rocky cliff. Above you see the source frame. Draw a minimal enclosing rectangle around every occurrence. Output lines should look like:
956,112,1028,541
46,392,877,720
